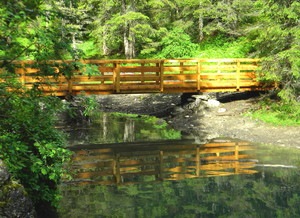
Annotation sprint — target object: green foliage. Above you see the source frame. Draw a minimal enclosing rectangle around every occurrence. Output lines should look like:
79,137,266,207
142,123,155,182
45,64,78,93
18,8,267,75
154,28,199,59
0,72,71,207
196,35,252,58
77,40,99,59
248,99,300,126
249,0,300,102
0,0,77,209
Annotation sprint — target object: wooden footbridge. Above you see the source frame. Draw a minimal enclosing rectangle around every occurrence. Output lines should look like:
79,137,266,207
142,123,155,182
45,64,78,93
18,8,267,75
3,58,274,96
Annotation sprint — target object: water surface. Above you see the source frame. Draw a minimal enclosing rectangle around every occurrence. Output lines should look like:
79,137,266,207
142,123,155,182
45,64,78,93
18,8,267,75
59,113,300,217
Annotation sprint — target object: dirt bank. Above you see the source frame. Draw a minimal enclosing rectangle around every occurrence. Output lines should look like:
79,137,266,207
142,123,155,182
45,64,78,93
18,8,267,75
95,92,300,148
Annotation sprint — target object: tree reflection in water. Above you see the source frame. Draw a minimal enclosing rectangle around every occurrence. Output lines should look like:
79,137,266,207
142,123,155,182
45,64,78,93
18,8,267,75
59,138,300,217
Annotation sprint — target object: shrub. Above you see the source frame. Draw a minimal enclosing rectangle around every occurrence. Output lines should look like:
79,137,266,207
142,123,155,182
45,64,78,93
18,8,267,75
0,71,71,208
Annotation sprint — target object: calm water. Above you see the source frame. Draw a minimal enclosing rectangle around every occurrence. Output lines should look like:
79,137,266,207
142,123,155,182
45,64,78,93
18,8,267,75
59,113,300,218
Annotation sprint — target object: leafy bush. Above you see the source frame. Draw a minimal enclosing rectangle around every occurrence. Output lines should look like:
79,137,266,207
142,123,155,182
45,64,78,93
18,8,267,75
196,35,252,58
156,28,199,59
0,71,71,207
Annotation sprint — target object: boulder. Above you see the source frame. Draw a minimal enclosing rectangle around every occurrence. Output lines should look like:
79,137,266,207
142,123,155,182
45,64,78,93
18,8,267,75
0,160,36,218
0,160,10,186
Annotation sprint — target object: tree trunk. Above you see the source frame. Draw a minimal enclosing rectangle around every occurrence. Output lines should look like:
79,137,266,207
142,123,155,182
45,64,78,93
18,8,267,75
199,14,204,42
124,23,135,59
102,26,109,56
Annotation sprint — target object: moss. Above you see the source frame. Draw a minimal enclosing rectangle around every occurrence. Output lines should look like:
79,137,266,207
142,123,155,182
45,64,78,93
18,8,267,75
2,182,23,195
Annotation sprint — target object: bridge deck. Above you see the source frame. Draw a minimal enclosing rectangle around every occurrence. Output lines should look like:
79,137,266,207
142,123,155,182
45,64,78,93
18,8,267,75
2,58,274,96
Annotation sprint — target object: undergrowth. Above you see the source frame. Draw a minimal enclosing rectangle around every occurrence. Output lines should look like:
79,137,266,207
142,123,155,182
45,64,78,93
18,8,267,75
248,99,300,126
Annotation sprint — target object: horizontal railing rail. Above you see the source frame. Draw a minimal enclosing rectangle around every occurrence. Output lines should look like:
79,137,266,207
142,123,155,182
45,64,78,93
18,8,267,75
0,58,275,96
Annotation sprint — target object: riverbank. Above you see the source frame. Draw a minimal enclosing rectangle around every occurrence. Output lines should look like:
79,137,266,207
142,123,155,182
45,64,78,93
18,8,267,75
95,93,300,148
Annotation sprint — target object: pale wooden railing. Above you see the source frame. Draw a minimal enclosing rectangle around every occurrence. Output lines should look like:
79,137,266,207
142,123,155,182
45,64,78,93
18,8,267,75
1,59,274,96
66,139,257,185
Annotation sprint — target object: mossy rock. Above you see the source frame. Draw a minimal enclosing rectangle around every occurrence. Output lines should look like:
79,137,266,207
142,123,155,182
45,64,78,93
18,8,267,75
0,160,36,218
0,160,10,187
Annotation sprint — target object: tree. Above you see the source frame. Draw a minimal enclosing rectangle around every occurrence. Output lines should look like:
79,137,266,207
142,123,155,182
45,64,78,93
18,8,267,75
0,0,75,210
250,0,300,102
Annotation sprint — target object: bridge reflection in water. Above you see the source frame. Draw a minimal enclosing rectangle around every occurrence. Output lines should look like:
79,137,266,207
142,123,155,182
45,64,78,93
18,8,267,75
66,138,258,185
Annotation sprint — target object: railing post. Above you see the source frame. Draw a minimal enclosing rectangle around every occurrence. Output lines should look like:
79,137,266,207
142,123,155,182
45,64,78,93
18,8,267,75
99,63,105,84
116,63,120,93
236,60,241,91
159,60,164,92
68,78,73,94
113,63,121,93
197,60,201,92
180,62,184,84
141,63,145,84
156,63,160,86
15,63,26,86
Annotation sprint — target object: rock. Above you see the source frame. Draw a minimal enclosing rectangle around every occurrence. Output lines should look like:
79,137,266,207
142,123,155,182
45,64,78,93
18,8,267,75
187,98,195,102
192,95,209,101
0,160,37,218
0,160,10,186
1,184,36,218
218,108,227,113
206,99,220,108
171,107,185,115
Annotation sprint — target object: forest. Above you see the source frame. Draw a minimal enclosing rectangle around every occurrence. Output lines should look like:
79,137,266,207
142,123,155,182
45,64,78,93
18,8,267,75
0,0,299,213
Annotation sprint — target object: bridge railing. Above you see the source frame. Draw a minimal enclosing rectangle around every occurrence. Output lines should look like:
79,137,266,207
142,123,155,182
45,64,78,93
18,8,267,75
1,58,274,96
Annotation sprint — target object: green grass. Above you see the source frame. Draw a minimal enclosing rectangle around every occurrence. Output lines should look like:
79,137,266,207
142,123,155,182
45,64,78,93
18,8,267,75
247,100,300,126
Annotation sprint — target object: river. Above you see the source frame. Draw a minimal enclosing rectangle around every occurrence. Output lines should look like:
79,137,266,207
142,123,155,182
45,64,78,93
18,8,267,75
58,112,300,217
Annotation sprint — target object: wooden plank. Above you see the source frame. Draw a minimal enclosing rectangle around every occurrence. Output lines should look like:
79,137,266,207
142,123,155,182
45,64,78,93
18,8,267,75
73,75,114,82
24,76,68,83
120,75,159,81
119,66,160,73
98,66,114,73
200,81,262,88
163,82,197,88
71,85,115,91
118,84,160,91
163,66,198,72
163,74,197,80
200,73,256,80
37,84,114,92
72,91,115,95
198,58,260,63
201,65,258,71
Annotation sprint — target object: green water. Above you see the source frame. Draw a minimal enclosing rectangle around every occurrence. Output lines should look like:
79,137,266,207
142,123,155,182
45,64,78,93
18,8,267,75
59,113,300,218
65,113,181,146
